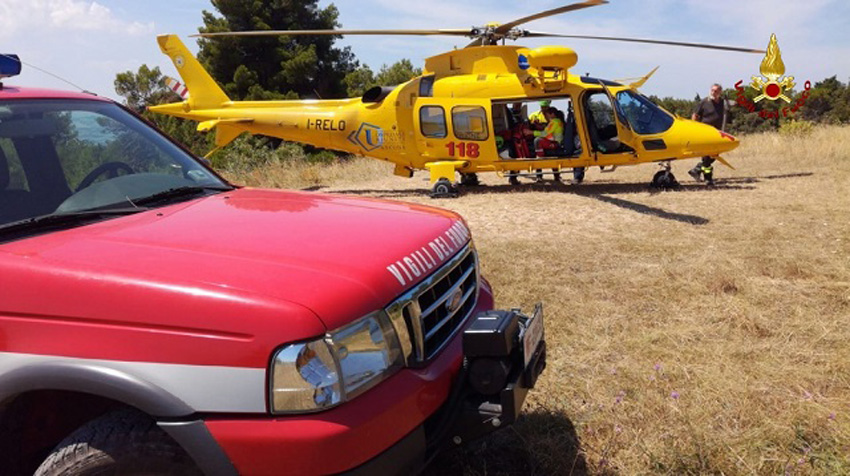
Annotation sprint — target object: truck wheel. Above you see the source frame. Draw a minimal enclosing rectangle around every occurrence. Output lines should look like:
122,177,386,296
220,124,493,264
34,409,201,476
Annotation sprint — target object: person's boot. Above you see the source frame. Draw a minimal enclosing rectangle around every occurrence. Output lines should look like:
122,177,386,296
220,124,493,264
535,169,544,183
573,167,585,184
509,175,520,186
553,171,561,182
703,168,714,186
688,166,702,182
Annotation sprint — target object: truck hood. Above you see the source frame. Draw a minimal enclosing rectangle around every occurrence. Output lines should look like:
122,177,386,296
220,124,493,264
5,188,469,331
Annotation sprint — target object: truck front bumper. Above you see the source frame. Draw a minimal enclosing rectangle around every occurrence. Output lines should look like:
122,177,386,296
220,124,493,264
347,305,547,475
170,284,546,476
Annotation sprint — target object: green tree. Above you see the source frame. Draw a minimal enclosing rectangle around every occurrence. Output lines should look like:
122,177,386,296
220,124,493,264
343,66,375,97
647,95,697,118
343,59,422,97
114,65,177,111
114,65,213,156
375,60,421,87
197,0,357,100
800,76,850,124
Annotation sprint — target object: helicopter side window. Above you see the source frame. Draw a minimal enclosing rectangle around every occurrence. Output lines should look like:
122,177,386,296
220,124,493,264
452,106,489,141
420,106,447,138
615,90,674,134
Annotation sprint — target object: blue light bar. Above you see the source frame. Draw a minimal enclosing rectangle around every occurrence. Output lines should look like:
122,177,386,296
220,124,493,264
0,54,22,78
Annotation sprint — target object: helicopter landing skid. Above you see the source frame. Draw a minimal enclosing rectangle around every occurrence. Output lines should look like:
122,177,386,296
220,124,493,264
650,161,679,190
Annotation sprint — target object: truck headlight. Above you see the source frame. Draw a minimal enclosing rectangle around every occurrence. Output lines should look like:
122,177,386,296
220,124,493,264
270,311,403,413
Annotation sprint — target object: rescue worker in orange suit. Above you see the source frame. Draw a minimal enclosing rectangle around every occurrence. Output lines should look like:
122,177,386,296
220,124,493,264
689,83,727,186
525,106,564,182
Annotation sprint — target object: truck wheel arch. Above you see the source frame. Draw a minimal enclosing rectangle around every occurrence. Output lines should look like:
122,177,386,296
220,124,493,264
0,363,238,476
0,361,194,417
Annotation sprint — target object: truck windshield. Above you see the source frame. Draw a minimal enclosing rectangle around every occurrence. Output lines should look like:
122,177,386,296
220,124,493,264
615,90,674,135
0,99,230,232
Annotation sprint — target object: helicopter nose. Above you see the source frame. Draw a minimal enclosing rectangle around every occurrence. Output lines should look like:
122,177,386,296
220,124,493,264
716,130,739,153
682,120,739,156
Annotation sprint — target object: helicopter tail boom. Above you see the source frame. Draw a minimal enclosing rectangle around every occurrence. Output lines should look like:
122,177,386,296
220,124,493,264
157,34,230,110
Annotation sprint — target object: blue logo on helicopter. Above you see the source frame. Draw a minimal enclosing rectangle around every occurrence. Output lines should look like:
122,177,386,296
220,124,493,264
348,122,384,151
517,54,530,70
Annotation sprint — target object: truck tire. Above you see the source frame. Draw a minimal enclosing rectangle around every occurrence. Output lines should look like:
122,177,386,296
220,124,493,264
34,409,201,476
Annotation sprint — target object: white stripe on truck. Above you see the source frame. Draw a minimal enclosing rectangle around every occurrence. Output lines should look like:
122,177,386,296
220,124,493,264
0,351,266,413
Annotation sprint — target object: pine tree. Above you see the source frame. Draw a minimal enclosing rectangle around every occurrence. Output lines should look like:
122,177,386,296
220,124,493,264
197,0,357,100
344,59,423,97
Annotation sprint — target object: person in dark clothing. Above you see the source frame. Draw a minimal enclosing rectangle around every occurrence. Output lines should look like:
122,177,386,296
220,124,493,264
506,102,527,185
689,83,727,185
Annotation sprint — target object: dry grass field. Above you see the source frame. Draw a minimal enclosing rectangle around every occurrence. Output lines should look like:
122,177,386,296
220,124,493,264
222,126,850,475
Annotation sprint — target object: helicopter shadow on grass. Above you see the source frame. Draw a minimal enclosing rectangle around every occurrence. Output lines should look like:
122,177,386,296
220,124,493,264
471,181,727,225
456,171,813,226
423,410,591,476
325,182,728,226
311,171,812,226
715,171,814,183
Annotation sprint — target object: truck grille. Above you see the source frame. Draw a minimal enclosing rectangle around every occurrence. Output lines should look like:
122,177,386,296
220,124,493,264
386,244,479,363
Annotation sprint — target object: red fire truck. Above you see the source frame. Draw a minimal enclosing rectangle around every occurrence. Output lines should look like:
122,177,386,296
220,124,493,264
0,58,545,476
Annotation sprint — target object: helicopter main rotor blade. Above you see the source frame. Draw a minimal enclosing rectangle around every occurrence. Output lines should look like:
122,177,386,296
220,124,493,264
192,29,473,38
524,32,765,53
494,0,608,35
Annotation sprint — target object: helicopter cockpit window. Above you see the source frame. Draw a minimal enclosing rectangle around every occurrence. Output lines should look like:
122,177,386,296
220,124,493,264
452,106,489,141
615,90,674,135
419,106,447,138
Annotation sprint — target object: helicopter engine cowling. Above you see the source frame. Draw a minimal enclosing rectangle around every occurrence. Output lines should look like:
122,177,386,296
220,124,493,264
362,86,395,103
526,46,578,72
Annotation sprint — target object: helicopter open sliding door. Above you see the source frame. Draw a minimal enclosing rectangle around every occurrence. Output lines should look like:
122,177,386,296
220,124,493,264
582,88,638,164
414,98,496,163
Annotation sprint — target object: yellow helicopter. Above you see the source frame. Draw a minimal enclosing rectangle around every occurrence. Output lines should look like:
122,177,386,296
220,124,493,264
150,0,764,197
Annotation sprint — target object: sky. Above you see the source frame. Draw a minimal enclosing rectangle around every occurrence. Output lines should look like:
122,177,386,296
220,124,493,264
2,0,849,102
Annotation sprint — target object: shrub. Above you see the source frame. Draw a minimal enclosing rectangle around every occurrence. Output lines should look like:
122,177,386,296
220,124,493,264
779,119,815,137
